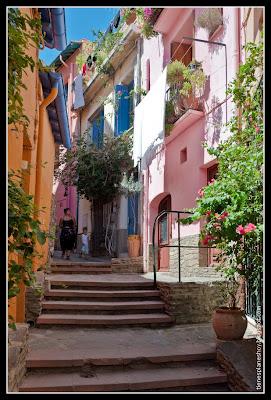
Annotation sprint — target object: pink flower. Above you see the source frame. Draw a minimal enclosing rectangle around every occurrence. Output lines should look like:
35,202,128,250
244,223,256,233
198,188,204,197
144,8,153,18
208,178,215,185
236,225,246,235
202,234,214,245
117,90,122,96
255,126,260,133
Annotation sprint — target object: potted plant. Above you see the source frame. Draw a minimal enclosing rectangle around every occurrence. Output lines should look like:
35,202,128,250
120,172,142,257
121,8,136,25
167,60,206,116
180,67,206,111
212,279,248,340
196,8,223,36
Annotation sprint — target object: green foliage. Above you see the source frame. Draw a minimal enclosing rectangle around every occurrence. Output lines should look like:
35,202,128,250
8,8,42,128
180,40,263,296
8,170,50,325
76,41,93,70
56,132,133,203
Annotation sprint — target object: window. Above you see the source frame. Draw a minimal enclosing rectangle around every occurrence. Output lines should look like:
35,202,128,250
207,164,218,183
91,108,104,148
180,148,187,164
171,43,192,66
114,85,130,136
64,83,68,103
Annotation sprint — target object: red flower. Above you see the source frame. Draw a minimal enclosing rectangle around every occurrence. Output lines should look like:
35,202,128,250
202,234,214,245
206,211,212,216
244,223,256,233
222,211,229,217
236,225,246,235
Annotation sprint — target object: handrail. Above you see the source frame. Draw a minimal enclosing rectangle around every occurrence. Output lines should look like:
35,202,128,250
152,209,218,286
152,210,193,285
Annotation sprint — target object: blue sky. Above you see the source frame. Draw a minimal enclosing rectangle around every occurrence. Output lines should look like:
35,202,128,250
40,7,120,65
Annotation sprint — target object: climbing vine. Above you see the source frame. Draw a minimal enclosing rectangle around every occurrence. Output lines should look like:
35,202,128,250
180,39,263,294
8,8,42,129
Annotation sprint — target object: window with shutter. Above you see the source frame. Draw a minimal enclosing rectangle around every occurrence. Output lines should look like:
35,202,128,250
92,108,104,148
114,84,130,136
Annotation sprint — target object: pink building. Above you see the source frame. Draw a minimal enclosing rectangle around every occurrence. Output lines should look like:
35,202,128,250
134,8,243,276
51,40,88,244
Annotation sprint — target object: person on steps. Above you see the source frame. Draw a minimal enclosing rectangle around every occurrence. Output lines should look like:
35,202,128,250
59,208,76,260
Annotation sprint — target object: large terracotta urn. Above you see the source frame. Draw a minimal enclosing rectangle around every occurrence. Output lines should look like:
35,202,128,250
212,307,247,340
127,235,141,257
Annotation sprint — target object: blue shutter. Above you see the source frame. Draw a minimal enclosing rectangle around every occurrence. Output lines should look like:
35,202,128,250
92,109,104,148
114,85,130,136
128,193,139,235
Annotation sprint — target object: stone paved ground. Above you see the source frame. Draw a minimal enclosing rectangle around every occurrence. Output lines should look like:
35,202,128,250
28,322,257,354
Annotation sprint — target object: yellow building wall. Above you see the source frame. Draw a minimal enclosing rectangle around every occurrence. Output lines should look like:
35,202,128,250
8,7,56,322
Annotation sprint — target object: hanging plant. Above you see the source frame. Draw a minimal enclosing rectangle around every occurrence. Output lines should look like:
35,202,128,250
196,8,223,36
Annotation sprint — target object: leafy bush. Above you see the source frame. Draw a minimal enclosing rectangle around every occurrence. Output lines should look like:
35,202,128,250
180,39,263,296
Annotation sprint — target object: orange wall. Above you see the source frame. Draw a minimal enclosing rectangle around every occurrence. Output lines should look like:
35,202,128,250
8,7,56,322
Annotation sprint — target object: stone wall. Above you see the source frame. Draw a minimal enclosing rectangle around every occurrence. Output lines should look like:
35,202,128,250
112,257,143,273
216,339,259,392
25,271,47,325
147,237,223,279
8,323,29,392
157,281,226,324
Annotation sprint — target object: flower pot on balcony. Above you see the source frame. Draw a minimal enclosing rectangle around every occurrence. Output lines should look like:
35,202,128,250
212,307,247,340
127,234,141,257
124,10,136,25
182,95,203,112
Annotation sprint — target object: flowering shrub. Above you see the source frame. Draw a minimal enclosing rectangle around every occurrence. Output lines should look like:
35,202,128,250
180,39,263,298
121,7,161,39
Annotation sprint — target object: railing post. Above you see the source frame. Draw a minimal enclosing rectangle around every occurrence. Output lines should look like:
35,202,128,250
178,212,181,283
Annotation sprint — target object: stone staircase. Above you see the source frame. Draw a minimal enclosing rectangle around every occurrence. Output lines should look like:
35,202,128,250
20,344,229,392
19,259,230,392
36,269,174,328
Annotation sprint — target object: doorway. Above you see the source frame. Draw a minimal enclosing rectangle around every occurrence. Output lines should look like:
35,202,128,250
158,195,171,271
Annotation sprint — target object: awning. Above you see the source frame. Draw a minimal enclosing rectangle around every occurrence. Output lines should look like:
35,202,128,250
39,71,71,149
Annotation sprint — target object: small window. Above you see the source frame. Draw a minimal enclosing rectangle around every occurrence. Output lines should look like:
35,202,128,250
180,148,187,164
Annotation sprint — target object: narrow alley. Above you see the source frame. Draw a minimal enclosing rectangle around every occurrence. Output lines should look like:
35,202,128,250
8,6,264,395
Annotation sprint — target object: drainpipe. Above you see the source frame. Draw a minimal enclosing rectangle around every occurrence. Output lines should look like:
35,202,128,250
35,82,58,212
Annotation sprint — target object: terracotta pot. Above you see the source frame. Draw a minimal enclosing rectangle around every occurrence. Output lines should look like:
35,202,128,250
212,307,247,340
127,235,141,257
125,10,136,25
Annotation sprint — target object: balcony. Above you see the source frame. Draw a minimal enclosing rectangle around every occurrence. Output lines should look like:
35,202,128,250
164,60,206,139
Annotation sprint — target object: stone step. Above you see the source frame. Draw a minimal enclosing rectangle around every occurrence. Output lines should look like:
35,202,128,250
20,364,227,392
26,344,217,369
51,262,111,268
36,313,174,327
45,289,161,301
51,266,112,274
49,279,154,289
41,300,165,313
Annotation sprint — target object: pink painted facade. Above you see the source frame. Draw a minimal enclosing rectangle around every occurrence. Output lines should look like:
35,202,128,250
54,45,84,227
140,8,242,272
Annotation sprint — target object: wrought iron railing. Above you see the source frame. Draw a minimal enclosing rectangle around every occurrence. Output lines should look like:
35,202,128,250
152,210,215,285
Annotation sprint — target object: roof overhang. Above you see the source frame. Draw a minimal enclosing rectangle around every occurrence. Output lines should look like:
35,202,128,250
154,8,192,35
50,41,84,69
39,71,71,149
84,26,140,104
39,8,67,51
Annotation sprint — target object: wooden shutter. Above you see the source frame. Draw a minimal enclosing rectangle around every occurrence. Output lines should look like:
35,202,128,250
114,85,130,136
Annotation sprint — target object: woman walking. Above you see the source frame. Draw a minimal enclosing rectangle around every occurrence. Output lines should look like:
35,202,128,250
59,208,76,260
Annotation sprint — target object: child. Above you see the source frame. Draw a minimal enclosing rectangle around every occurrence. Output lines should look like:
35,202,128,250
80,227,89,258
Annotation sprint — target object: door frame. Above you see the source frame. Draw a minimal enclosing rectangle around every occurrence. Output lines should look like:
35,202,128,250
157,195,171,271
